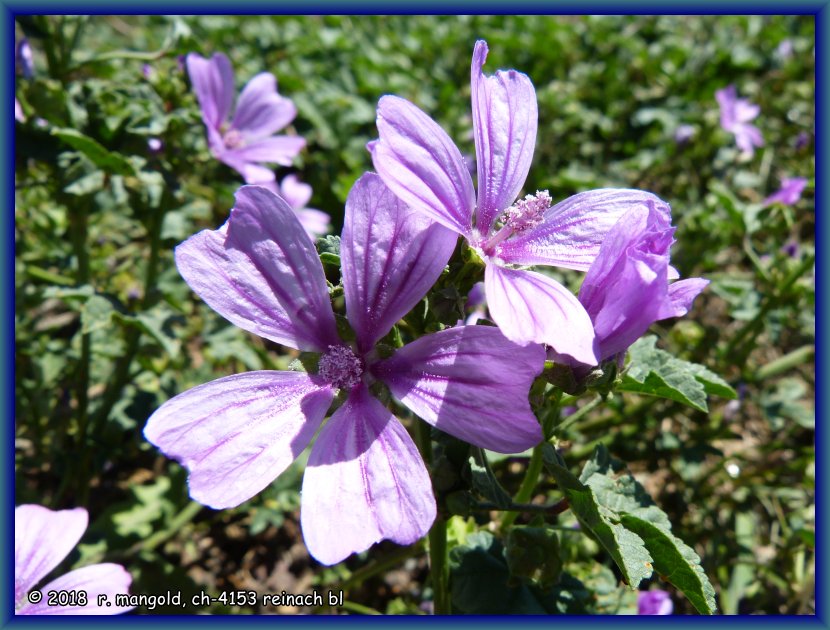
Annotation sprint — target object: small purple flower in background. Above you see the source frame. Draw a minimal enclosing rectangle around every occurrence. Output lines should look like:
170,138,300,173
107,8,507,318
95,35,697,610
15,98,26,123
267,174,330,238
553,204,707,368
716,85,764,156
794,131,811,150
674,124,696,145
145,175,544,565
16,38,34,79
763,176,808,207
776,39,794,60
15,505,133,615
781,239,800,259
186,52,305,186
141,63,155,80
370,40,673,366
147,138,164,154
638,589,673,615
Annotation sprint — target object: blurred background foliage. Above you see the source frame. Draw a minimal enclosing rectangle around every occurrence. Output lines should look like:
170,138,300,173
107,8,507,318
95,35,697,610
15,15,814,614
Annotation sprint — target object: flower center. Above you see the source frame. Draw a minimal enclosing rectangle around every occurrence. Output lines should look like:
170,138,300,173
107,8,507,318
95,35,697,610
502,190,551,235
223,128,245,149
481,190,552,255
318,345,364,390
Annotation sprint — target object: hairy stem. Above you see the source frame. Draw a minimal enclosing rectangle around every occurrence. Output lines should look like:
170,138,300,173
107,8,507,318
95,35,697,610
499,444,544,533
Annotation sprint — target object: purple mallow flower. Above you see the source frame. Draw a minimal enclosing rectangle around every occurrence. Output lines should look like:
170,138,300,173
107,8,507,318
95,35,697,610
369,40,675,366
186,52,305,185
763,176,808,207
638,589,673,615
266,174,330,238
716,85,764,156
15,505,133,615
555,204,707,367
144,175,544,565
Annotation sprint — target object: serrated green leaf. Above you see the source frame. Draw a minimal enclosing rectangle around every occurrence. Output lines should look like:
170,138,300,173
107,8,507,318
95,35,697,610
621,513,717,614
51,127,136,176
619,336,735,412
579,445,718,615
542,444,653,588
506,525,563,589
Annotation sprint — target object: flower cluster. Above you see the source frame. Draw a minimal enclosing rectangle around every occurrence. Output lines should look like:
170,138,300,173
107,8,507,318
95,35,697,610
142,40,710,567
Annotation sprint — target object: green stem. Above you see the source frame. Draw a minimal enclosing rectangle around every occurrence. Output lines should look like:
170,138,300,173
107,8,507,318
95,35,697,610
554,395,604,434
500,444,544,533
68,198,92,505
755,345,815,381
481,498,569,516
339,541,424,593
414,421,450,615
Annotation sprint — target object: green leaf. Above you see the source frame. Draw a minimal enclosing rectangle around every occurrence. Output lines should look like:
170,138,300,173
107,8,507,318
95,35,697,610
505,525,563,589
316,234,341,267
618,335,736,412
81,294,115,334
542,444,653,588
578,445,717,615
51,127,136,176
468,447,512,509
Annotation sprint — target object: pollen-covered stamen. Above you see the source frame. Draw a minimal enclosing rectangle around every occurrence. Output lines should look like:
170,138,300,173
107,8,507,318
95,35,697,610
318,345,364,390
223,128,245,149
503,190,552,235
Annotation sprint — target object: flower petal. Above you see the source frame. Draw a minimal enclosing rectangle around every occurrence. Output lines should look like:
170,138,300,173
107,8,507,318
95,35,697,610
496,189,672,271
301,385,435,565
144,371,333,509
661,278,709,319
485,265,599,365
217,153,276,184
370,95,475,236
373,326,545,453
18,565,134,615
342,173,457,352
231,72,297,140
471,40,538,234
14,505,87,608
295,208,331,239
175,185,339,352
226,136,306,170
186,52,234,131
279,174,313,209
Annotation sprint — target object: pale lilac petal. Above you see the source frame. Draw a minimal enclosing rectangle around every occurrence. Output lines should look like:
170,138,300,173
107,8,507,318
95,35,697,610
217,153,276,184
371,95,475,236
734,99,760,124
301,385,435,565
373,326,544,453
496,189,672,271
638,590,674,615
342,173,457,352
296,208,331,238
485,265,599,365
734,124,764,154
715,85,737,130
15,98,25,123
144,371,333,509
18,564,134,615
186,52,234,130
15,505,88,608
471,40,538,234
231,72,297,140
660,278,709,319
279,174,313,209
764,176,808,206
225,136,306,169
175,186,339,352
